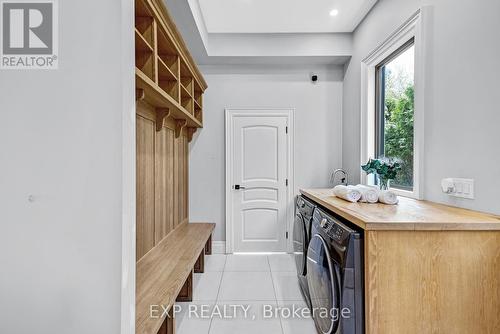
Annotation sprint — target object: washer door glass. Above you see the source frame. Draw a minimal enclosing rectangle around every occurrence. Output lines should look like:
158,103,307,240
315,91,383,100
293,213,307,275
307,234,341,334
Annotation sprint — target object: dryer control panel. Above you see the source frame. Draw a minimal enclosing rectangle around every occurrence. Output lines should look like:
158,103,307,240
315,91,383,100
316,210,351,245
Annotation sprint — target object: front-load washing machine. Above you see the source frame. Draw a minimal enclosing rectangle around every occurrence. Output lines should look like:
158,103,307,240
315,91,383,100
293,195,316,306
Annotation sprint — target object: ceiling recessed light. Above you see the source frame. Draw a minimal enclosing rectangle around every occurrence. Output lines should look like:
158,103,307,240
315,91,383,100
329,9,339,17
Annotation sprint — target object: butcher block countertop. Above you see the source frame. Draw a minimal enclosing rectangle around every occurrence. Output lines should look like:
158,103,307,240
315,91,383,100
300,188,500,231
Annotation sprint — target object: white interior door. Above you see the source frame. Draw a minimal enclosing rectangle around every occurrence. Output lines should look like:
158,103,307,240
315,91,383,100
229,113,289,252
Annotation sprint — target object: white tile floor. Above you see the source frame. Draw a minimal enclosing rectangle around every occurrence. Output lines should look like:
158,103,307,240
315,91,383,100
175,254,317,334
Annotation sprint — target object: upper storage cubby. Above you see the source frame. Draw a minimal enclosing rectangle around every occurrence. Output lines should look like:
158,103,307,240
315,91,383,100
193,81,203,123
135,1,155,82
135,0,207,131
180,60,194,115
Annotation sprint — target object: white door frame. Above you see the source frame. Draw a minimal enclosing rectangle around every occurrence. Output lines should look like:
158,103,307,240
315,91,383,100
225,108,295,254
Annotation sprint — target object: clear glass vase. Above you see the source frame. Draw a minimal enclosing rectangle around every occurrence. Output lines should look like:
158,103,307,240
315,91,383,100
379,177,389,190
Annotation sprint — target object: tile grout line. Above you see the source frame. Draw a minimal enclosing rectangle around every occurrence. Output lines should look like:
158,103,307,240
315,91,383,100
267,255,278,301
215,255,228,301
268,255,286,334
207,255,228,334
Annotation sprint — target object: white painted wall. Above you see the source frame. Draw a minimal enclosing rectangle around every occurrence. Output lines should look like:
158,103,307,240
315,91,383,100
0,1,136,333
164,0,209,59
207,33,352,57
189,65,344,241
343,0,500,214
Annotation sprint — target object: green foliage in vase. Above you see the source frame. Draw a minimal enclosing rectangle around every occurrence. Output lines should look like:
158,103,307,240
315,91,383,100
361,158,402,182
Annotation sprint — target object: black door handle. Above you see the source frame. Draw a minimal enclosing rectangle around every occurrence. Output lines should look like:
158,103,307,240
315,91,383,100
234,185,246,190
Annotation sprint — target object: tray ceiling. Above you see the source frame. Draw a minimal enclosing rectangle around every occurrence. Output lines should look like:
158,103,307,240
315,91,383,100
198,0,377,33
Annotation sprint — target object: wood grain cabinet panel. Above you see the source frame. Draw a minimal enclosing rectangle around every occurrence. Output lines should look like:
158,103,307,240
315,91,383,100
154,127,174,243
184,135,189,220
172,135,179,229
175,135,184,224
366,231,500,334
136,102,191,261
136,115,156,260
178,135,187,224
136,103,189,259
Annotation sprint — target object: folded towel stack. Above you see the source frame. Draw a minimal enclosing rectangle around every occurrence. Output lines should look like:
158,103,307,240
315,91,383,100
332,184,398,205
332,185,362,203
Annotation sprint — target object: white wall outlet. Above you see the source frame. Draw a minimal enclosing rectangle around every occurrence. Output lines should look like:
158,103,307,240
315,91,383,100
441,178,474,199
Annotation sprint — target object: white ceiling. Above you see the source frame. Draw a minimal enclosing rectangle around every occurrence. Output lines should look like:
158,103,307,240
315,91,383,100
198,0,378,33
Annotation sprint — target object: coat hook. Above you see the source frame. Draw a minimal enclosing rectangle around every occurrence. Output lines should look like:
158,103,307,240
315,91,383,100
136,88,145,101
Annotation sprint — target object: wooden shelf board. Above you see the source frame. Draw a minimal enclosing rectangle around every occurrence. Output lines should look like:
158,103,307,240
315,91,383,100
157,28,178,56
180,84,192,99
136,69,202,128
135,0,152,17
157,56,177,81
149,0,207,90
179,60,191,78
135,28,153,52
180,77,193,92
135,16,153,39
194,99,202,109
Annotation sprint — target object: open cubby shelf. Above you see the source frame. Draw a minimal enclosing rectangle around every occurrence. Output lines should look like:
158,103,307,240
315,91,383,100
194,99,202,109
135,28,153,52
181,83,192,99
136,69,201,128
194,107,202,123
136,51,154,82
135,0,206,129
157,56,177,80
135,0,152,17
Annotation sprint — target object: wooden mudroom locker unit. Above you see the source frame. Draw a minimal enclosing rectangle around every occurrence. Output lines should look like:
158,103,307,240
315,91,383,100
135,0,207,260
134,0,213,333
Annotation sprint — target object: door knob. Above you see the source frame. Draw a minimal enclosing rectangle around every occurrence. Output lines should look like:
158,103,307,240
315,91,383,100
234,185,246,190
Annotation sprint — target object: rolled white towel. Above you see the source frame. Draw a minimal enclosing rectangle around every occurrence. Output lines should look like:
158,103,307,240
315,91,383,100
333,185,361,203
355,184,379,203
378,190,399,205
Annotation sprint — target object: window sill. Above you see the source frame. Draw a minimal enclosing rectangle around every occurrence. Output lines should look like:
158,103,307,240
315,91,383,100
388,187,420,200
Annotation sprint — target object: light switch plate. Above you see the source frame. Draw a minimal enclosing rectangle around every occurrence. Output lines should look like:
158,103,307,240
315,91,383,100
446,178,474,199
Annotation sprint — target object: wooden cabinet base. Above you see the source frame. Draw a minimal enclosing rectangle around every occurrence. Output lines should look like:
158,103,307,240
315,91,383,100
157,310,175,334
176,269,193,302
365,230,500,334
205,234,212,255
194,249,205,273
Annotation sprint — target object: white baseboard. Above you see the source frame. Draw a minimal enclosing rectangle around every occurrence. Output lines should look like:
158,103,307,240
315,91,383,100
212,241,226,254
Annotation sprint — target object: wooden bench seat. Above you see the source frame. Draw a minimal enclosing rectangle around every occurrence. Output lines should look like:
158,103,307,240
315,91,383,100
136,222,215,334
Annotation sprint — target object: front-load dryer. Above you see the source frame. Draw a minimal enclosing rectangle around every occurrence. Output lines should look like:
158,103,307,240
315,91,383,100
307,207,364,334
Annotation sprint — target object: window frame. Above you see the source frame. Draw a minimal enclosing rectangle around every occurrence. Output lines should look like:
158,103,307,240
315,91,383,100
360,9,428,199
374,37,415,191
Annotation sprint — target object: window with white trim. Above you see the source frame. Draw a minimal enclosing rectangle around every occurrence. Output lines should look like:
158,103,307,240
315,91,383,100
360,10,427,199
375,38,415,191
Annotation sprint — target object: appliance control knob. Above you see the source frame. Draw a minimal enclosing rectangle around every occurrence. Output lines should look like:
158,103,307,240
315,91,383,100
320,218,328,228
